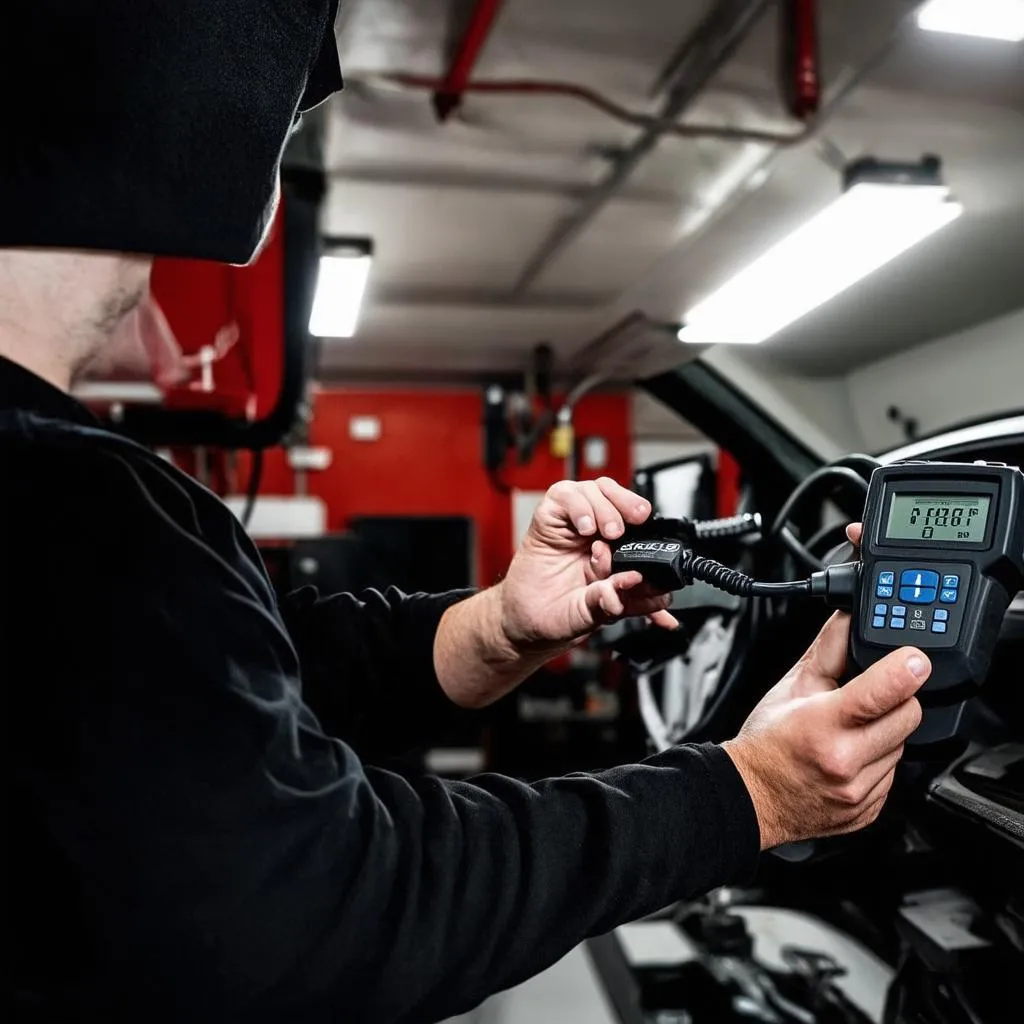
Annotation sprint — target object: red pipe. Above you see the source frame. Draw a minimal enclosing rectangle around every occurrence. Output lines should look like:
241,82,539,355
779,0,820,121
433,0,504,121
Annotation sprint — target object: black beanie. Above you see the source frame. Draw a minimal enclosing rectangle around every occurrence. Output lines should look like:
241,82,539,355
1,1,342,265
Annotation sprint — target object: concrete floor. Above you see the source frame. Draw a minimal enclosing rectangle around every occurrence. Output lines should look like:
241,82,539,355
443,908,895,1024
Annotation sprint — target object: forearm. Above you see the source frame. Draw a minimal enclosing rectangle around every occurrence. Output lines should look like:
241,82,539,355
433,582,569,708
282,585,475,753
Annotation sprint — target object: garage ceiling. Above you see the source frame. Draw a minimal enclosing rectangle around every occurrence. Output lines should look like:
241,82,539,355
317,0,1024,382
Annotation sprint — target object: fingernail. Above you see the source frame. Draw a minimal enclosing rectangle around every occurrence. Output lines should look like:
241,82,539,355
637,500,650,516
907,655,929,679
604,521,622,538
578,516,595,535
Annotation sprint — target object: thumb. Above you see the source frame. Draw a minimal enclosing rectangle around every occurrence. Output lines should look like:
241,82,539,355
838,648,931,726
801,612,852,689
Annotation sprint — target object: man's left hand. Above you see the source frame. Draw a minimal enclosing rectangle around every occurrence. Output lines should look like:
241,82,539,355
497,477,678,655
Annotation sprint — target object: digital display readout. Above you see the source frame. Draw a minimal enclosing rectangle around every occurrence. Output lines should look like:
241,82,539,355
885,494,991,543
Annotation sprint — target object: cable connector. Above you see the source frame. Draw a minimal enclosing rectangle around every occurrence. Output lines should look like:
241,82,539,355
809,561,860,611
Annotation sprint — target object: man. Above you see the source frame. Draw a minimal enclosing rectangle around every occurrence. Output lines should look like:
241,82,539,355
1,3,929,1022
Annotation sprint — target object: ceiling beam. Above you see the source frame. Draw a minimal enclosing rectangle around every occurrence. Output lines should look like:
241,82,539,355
371,285,610,310
327,165,679,204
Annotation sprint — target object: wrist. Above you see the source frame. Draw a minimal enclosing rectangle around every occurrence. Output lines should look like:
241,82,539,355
434,585,537,710
480,582,523,667
721,739,783,852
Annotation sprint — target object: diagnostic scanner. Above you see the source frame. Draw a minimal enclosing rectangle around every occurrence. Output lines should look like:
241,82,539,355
612,460,1024,747
851,461,1023,711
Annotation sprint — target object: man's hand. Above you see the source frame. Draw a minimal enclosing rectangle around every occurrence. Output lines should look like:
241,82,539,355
723,612,928,850
497,477,677,654
435,477,677,709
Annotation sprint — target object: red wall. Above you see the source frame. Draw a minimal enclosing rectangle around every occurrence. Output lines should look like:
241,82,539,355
245,389,633,585
150,207,285,421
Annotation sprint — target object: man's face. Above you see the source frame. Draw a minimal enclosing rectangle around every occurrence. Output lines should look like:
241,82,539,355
79,269,189,389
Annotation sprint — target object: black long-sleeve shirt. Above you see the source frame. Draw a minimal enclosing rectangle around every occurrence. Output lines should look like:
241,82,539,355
1,356,760,1023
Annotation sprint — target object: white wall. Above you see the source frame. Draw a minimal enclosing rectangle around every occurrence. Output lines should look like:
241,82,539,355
700,347,860,458
846,308,1024,452
695,307,1024,456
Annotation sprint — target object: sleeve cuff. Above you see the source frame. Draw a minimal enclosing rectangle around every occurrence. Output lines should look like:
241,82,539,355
698,743,762,883
389,587,478,732
643,742,761,894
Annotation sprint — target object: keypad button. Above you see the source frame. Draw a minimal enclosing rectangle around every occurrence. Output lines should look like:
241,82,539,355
892,605,907,618
899,586,937,604
877,585,894,599
900,569,940,590
872,616,886,629
909,619,927,631
890,618,906,630
874,603,888,617
932,621,948,634
942,575,960,590
940,589,959,603
878,571,895,587
933,609,949,622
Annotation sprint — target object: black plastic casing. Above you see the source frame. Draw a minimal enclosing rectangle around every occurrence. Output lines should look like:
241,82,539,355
853,461,1024,706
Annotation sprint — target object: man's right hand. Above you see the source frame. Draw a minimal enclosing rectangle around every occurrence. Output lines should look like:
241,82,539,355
722,612,929,850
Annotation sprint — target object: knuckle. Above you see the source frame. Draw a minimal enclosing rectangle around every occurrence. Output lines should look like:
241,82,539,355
834,781,864,807
818,744,857,784
547,480,574,500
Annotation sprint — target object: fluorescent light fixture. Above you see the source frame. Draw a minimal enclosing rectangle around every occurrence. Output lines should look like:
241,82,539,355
308,239,374,338
917,0,1024,42
678,179,962,347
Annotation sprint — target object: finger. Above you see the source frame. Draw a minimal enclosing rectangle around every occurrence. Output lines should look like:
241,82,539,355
855,745,904,798
648,608,680,631
858,696,922,763
584,572,643,620
580,480,626,540
801,612,852,687
589,539,613,578
846,523,863,547
595,476,653,526
839,649,930,726
831,770,896,836
621,591,673,619
546,481,602,536
851,769,896,827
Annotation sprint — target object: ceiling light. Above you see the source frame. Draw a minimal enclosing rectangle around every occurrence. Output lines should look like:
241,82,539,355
308,239,374,339
917,0,1024,42
678,157,963,347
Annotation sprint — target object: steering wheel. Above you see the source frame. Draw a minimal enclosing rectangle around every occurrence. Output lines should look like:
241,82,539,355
768,454,879,571
617,453,882,753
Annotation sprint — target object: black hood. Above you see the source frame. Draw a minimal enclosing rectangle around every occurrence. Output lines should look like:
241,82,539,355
1,1,342,265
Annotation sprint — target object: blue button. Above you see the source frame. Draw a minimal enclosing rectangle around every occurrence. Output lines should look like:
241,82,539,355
899,586,937,604
877,585,894,599
891,618,906,630
942,575,960,590
934,609,949,622
932,621,948,634
901,569,940,589
872,616,886,629
892,605,907,618
878,571,895,587
874,603,888,617
940,589,958,603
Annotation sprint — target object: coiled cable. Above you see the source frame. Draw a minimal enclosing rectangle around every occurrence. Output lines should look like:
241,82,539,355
684,553,812,598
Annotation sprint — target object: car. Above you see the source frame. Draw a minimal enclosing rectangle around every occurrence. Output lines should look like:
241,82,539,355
586,367,1024,1024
